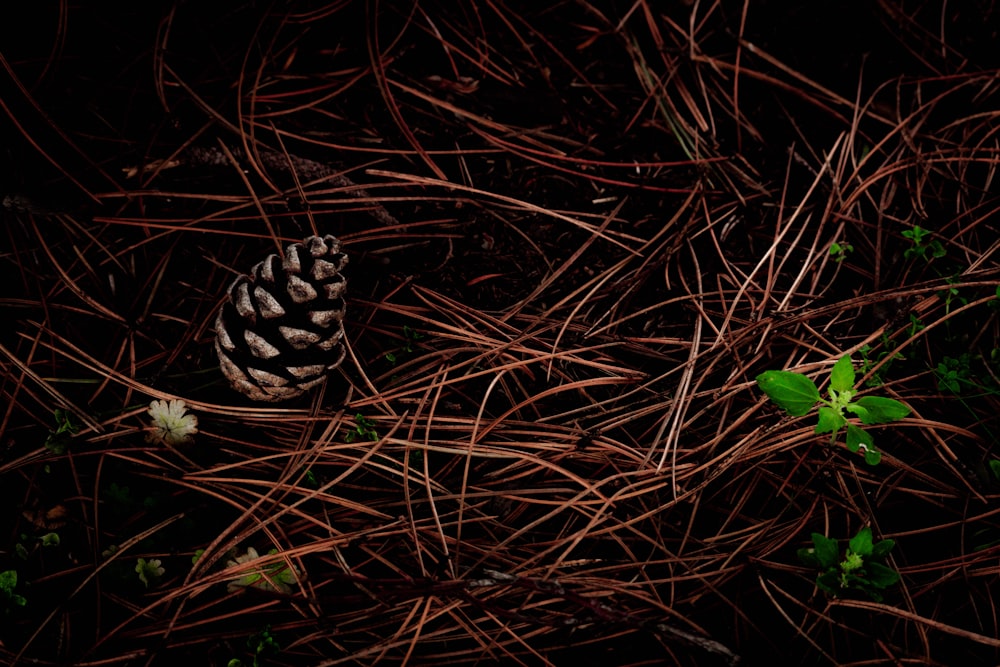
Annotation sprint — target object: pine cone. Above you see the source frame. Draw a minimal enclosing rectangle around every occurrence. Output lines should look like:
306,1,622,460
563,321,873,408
214,235,348,402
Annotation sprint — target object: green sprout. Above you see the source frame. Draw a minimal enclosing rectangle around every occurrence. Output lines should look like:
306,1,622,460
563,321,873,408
0,570,27,612
44,408,79,454
229,625,281,667
345,414,379,443
385,325,425,365
16,531,61,560
902,225,946,262
756,356,911,465
829,241,853,262
798,527,900,602
135,558,165,588
935,354,973,393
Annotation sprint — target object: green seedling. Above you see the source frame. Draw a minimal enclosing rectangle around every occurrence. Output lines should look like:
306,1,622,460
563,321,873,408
229,625,281,667
345,414,379,443
756,356,910,465
385,325,425,365
798,527,900,602
935,354,973,393
829,241,853,262
16,531,60,560
135,558,165,588
902,225,946,262
939,276,968,318
0,570,27,612
44,408,79,454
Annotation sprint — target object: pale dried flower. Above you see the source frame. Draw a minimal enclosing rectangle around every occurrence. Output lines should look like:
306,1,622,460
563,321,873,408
146,399,198,445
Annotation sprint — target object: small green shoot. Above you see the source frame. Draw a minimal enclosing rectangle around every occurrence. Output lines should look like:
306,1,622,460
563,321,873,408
345,414,379,443
940,276,969,320
228,626,282,667
0,570,27,612
935,354,973,393
44,408,79,454
385,325,425,365
16,531,61,560
798,527,900,602
135,558,165,588
902,225,946,262
756,356,910,464
829,241,853,262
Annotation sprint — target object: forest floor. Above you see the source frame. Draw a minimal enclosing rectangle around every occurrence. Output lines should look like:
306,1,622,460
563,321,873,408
2,2,1000,665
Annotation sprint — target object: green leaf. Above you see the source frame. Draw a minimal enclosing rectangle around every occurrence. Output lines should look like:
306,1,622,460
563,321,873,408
849,527,874,557
756,371,821,416
797,548,821,567
815,407,846,434
811,533,840,569
816,571,840,595
871,539,896,559
0,570,17,592
852,396,910,424
830,356,855,393
864,448,882,465
989,459,1000,482
845,403,869,420
865,562,900,588
846,424,873,453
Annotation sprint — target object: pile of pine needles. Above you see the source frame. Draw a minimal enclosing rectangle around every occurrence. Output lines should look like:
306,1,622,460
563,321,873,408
2,2,999,665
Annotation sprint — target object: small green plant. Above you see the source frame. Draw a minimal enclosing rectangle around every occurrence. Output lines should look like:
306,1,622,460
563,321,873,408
902,225,946,262
44,408,79,454
0,570,27,612
15,531,61,560
229,625,281,667
345,414,379,443
756,356,911,465
938,275,968,318
135,558,165,588
935,354,973,393
385,325,425,365
798,527,900,601
829,241,853,262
